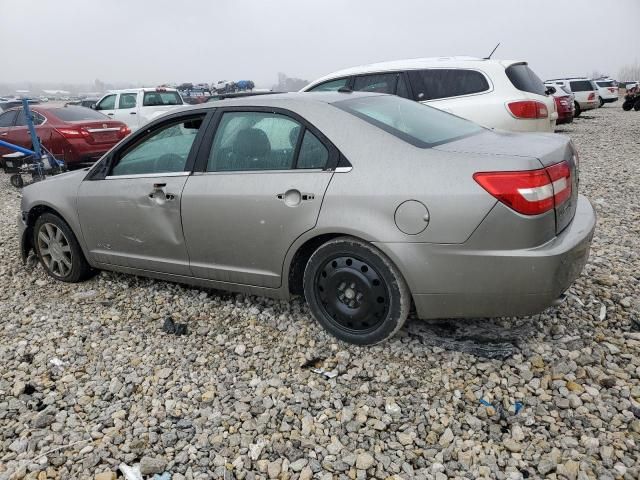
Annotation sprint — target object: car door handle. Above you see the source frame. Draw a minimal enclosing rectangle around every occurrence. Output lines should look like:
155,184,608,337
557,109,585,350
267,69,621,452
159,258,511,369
149,183,175,201
0,132,7,136
130,112,137,115
107,113,114,116
276,190,314,206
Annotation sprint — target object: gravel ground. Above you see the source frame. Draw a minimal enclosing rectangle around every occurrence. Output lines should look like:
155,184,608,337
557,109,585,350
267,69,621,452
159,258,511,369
1,104,639,480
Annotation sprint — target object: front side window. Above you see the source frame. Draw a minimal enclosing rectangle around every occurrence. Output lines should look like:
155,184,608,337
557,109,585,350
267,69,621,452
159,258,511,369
118,93,137,109
111,116,203,176
408,69,490,101
353,73,398,94
0,110,17,127
208,112,302,171
143,91,182,106
96,94,116,111
335,95,483,148
308,78,349,92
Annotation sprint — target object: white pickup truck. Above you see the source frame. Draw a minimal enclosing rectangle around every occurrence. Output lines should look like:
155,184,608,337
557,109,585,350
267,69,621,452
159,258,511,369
93,87,185,131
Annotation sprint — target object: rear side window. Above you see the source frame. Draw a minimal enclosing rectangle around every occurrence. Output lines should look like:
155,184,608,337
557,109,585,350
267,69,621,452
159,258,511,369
569,80,595,92
307,78,349,92
336,95,482,148
297,130,328,169
353,73,399,94
408,69,490,101
15,110,46,126
51,107,109,121
143,91,183,106
505,64,546,95
0,110,18,127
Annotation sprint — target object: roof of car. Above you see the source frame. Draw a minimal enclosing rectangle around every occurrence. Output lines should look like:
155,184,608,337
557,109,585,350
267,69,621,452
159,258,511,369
303,56,524,88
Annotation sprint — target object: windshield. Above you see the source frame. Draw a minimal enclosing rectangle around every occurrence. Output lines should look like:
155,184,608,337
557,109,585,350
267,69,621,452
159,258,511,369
335,95,483,148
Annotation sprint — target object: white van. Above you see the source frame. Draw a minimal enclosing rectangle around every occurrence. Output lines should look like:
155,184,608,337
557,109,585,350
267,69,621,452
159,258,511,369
302,57,557,133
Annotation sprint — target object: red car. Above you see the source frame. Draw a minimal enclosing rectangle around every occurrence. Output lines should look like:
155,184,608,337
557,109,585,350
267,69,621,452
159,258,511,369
0,105,130,167
553,93,575,125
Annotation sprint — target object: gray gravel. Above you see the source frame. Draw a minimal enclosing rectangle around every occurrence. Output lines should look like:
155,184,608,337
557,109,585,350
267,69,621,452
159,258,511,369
1,104,639,480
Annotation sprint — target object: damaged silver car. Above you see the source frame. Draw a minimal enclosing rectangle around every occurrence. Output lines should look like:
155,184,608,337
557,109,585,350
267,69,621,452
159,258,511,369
19,92,596,344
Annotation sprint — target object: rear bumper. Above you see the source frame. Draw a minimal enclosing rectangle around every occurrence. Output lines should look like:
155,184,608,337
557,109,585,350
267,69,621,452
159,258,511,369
376,195,596,319
601,97,618,104
578,100,598,110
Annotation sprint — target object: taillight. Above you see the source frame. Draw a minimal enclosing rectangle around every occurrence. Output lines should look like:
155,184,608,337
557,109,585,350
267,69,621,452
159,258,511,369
119,125,131,137
473,161,572,216
56,127,90,139
507,100,549,119
588,92,596,100
608,88,616,93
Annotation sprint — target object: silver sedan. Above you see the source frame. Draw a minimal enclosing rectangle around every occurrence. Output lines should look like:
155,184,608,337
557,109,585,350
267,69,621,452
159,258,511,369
18,92,596,344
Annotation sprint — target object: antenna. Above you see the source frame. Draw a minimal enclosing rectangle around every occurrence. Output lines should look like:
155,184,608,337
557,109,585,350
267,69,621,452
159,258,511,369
484,43,500,60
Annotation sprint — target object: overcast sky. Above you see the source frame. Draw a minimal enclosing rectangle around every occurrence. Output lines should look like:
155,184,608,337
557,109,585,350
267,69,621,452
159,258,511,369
2,0,638,87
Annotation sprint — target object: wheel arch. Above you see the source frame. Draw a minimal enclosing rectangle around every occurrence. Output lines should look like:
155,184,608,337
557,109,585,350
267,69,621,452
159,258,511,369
22,203,85,262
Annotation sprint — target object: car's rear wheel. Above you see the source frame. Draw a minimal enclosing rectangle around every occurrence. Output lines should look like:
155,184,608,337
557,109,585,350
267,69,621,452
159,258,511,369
574,101,582,117
34,213,92,283
303,237,410,345
634,99,640,111
598,96,604,108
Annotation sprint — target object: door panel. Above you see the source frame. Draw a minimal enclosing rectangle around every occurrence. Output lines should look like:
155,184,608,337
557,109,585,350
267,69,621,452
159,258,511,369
181,171,333,287
77,175,191,275
113,93,139,129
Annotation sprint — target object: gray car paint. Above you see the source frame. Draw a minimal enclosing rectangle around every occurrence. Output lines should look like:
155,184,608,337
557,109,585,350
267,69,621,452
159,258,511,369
18,92,596,321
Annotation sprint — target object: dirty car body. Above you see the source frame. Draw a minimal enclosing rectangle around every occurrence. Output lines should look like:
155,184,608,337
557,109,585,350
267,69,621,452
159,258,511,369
18,92,596,344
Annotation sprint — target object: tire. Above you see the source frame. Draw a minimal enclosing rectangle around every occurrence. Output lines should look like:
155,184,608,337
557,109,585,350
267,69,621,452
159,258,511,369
634,99,640,111
573,102,581,117
33,213,92,282
303,237,410,345
598,96,604,108
10,174,24,188
623,99,634,111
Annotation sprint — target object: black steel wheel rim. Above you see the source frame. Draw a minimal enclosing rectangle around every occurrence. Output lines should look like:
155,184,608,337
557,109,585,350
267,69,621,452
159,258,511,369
314,255,390,333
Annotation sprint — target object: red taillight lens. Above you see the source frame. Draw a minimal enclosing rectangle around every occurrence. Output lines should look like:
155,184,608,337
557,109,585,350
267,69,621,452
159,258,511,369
507,101,549,119
56,127,83,138
473,161,572,215
608,88,616,93
588,92,596,100
119,125,131,137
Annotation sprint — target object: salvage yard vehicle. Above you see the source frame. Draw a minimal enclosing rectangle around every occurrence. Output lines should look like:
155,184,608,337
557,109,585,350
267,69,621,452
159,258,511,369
545,84,574,125
593,79,618,106
18,93,596,345
546,78,598,117
93,87,184,132
302,57,558,133
0,105,130,167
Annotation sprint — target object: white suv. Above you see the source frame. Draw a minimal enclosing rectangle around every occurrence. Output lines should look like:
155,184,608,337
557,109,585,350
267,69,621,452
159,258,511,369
94,87,185,131
593,79,619,106
301,57,557,133
545,78,598,117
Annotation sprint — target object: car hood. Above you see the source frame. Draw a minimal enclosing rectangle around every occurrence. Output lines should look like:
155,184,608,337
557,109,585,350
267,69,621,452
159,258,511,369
433,129,571,167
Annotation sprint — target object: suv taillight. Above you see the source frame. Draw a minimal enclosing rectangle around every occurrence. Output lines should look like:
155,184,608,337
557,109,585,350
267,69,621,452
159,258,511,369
507,101,549,119
588,92,596,100
473,161,572,215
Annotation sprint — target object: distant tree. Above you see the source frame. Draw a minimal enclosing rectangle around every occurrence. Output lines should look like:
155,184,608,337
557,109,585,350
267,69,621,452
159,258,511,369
618,63,640,81
591,70,605,80
273,72,309,92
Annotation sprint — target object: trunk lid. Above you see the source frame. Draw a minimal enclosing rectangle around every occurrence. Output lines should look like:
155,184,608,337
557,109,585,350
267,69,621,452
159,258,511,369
436,130,578,233
70,120,126,144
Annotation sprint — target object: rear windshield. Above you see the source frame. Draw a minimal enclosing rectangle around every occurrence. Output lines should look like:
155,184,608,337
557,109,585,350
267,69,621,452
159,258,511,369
505,63,546,95
51,106,109,121
596,81,614,87
335,95,483,148
143,91,183,106
569,80,595,92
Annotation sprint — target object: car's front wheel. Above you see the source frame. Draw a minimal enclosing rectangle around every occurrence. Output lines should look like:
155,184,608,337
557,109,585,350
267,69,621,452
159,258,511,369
303,237,410,345
34,213,92,282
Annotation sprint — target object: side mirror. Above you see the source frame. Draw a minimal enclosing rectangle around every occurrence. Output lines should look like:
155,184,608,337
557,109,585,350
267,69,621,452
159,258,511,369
91,104,97,110
545,86,554,95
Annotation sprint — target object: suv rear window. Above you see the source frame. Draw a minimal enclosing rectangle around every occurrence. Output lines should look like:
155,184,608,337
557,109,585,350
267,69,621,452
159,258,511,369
505,63,546,95
335,95,482,148
143,91,183,106
569,80,595,92
596,81,614,87
51,106,109,121
408,69,490,101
